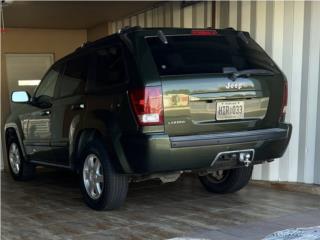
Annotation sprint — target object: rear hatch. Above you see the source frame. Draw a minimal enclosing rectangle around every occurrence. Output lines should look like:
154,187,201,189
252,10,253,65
143,29,285,136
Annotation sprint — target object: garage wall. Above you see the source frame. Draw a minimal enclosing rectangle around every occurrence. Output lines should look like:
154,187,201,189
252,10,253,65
108,1,214,34
216,1,320,184
87,23,108,42
1,28,87,168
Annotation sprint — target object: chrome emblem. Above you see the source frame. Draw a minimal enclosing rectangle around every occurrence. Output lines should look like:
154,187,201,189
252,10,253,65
168,120,186,125
226,82,242,90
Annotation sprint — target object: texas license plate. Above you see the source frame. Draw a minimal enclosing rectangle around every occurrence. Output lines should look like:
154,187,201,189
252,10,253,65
216,101,245,120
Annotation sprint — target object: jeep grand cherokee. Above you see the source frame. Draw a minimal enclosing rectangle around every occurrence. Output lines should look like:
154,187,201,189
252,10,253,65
5,27,292,210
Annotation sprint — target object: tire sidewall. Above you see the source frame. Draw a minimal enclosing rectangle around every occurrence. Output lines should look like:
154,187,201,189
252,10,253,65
79,140,111,210
199,166,253,194
6,138,24,180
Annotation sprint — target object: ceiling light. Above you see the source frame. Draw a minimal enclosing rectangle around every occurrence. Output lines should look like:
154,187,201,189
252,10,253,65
18,80,41,86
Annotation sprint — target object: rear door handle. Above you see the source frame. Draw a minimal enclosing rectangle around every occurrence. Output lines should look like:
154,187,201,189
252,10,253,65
71,103,85,110
40,110,51,116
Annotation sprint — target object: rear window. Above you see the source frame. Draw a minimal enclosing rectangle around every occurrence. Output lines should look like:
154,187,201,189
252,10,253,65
146,35,277,76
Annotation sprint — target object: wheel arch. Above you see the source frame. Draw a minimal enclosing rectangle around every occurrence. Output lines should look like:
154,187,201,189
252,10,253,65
4,124,27,158
71,128,132,174
5,127,17,141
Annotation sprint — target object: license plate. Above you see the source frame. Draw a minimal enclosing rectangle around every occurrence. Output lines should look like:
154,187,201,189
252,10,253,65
216,101,244,120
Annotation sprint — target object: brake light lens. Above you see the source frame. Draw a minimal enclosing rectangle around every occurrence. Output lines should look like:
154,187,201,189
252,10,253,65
191,30,218,36
129,86,164,126
280,80,288,121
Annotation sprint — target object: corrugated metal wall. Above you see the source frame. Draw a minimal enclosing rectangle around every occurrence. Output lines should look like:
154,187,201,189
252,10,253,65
108,2,213,34
216,1,320,184
109,1,320,184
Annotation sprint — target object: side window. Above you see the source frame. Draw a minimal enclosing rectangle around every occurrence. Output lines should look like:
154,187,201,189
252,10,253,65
59,55,88,97
94,45,126,90
35,65,60,98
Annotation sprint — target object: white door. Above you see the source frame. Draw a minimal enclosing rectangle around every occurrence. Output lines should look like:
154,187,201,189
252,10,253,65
2,54,54,169
5,53,54,108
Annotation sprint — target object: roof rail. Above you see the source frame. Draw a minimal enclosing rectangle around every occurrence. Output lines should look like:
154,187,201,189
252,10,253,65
223,27,236,31
81,41,92,47
75,41,92,52
118,26,141,34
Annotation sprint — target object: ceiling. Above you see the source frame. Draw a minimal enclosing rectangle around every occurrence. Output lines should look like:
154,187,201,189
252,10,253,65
2,1,158,29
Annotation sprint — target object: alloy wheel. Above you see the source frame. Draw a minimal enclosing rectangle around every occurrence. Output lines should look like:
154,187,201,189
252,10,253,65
83,154,104,200
9,143,21,175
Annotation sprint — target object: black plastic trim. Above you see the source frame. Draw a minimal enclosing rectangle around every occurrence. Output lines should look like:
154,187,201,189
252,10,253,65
170,125,291,148
29,160,71,169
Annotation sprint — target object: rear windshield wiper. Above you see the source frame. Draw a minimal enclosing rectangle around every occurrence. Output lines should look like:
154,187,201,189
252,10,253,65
157,30,168,44
228,69,275,80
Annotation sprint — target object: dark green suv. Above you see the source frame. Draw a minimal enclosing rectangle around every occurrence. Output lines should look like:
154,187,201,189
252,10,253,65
5,27,292,210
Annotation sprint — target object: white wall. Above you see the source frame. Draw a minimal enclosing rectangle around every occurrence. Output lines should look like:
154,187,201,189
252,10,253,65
108,1,320,184
217,1,320,184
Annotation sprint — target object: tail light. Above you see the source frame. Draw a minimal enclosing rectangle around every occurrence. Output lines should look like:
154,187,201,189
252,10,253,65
191,30,218,36
279,80,288,121
129,86,164,126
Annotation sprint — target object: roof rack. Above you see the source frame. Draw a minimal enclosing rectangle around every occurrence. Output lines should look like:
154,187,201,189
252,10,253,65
118,26,141,34
75,41,92,52
81,41,92,47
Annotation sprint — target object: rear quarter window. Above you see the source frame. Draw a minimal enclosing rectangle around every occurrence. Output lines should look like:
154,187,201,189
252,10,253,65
59,55,88,97
93,46,127,90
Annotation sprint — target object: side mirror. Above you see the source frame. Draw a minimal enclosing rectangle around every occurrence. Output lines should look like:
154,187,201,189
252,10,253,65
11,91,30,103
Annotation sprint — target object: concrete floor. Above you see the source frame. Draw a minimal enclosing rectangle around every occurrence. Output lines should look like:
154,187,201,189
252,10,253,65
1,168,320,240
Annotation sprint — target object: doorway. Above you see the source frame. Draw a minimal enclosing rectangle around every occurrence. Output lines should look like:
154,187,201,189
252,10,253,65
5,53,54,109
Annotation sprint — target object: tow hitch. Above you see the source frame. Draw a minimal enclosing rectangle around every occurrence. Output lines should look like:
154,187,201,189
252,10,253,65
239,150,254,167
211,149,255,167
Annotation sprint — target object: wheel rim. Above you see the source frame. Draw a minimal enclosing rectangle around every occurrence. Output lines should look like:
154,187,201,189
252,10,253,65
83,154,104,200
9,143,21,175
207,170,230,183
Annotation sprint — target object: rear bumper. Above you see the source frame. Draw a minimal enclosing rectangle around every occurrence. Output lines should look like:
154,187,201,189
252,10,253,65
121,123,292,174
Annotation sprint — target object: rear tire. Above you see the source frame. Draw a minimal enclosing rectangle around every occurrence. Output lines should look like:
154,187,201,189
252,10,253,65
79,139,128,211
199,166,253,193
6,137,35,181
